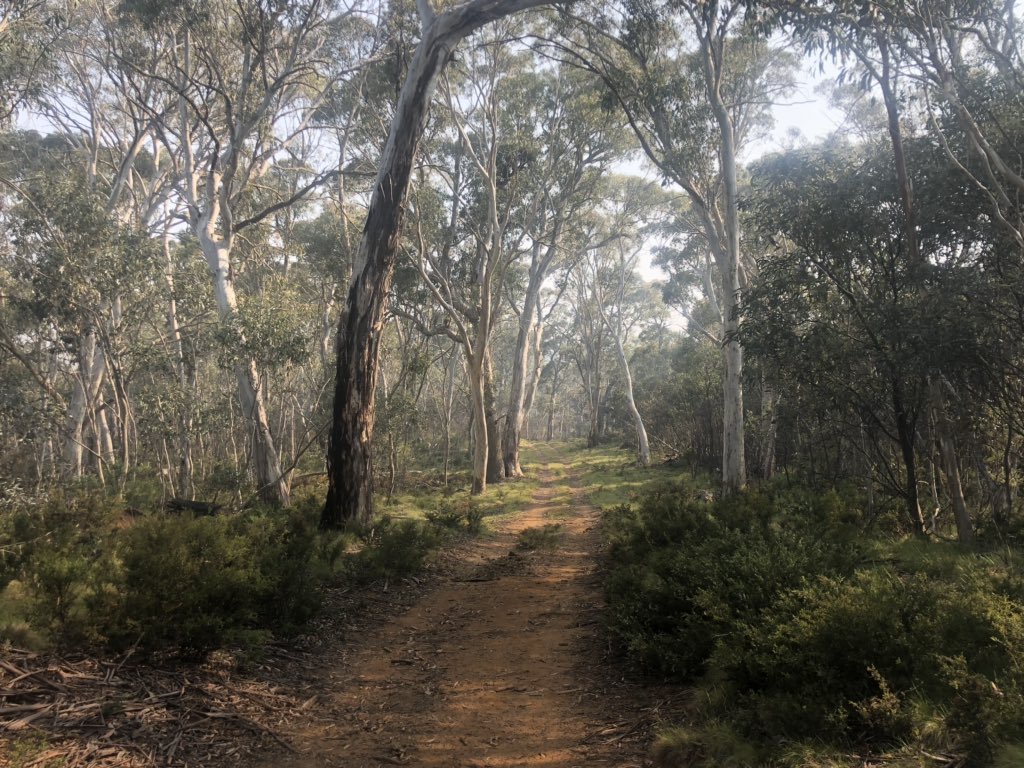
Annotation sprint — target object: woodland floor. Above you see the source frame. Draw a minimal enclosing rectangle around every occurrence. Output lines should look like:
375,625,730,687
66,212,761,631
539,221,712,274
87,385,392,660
1,445,686,767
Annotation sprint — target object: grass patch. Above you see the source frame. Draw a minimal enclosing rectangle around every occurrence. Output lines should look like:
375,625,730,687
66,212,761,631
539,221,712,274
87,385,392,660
566,443,687,508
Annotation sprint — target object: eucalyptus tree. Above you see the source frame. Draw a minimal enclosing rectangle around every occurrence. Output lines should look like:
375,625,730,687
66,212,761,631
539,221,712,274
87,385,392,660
744,139,987,538
405,29,540,494
2,138,162,483
550,0,796,494
873,0,1024,252
31,1,190,484
580,177,667,466
761,0,999,534
322,0,566,528
0,0,68,122
499,65,628,478
115,0,351,505
566,236,610,448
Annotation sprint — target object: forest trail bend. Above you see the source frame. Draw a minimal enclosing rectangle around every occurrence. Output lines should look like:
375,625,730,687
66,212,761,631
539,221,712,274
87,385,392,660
253,459,675,768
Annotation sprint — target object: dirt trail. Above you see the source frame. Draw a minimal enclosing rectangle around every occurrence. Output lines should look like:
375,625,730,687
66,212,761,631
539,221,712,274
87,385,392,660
253,460,678,768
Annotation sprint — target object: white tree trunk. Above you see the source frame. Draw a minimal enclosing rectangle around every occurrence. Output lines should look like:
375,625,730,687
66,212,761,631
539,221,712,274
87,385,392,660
612,332,650,467
704,32,746,495
62,328,106,480
164,233,195,498
198,229,289,506
929,378,973,544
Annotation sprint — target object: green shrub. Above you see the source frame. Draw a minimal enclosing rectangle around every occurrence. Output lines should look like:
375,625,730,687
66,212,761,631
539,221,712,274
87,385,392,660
114,508,323,658
352,517,443,583
115,515,268,657
713,566,1024,754
424,497,485,533
606,482,1024,766
603,485,862,677
3,489,124,646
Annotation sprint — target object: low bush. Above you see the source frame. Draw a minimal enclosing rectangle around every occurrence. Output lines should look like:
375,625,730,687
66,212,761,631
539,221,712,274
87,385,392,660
110,506,328,658
424,497,485,533
0,482,471,659
351,516,445,583
603,481,1024,766
603,481,863,677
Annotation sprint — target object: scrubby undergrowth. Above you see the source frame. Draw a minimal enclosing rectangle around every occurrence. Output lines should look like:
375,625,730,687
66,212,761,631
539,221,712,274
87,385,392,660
603,479,1024,767
0,483,487,660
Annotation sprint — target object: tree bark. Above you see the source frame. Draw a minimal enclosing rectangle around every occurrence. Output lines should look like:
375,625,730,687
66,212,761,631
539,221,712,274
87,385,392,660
501,287,537,477
929,378,973,544
484,350,503,484
760,381,779,480
893,384,926,534
702,26,746,496
199,230,289,506
163,231,195,499
322,0,557,528
612,331,650,466
467,351,488,494
62,328,106,480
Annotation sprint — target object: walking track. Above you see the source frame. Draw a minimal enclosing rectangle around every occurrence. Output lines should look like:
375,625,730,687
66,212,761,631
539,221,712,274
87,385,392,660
251,457,681,768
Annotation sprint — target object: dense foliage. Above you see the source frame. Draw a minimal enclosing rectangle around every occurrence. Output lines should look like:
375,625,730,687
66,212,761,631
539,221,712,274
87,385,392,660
0,487,475,658
605,484,1024,766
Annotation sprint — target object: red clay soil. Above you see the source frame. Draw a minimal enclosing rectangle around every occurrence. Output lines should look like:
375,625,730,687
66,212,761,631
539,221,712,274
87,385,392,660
250,463,684,768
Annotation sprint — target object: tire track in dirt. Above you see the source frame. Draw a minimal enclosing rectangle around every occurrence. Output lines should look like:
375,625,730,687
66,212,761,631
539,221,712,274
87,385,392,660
253,460,679,768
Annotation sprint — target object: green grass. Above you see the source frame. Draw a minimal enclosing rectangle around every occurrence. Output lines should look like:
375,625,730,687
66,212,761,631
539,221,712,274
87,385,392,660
561,442,682,508
382,473,542,533
381,440,676,532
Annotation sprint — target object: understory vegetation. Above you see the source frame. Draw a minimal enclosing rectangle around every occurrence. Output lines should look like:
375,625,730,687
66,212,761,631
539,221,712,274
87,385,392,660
0,478,497,660
604,480,1024,767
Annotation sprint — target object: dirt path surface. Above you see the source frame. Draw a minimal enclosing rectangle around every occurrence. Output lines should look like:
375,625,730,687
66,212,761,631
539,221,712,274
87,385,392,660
251,460,681,768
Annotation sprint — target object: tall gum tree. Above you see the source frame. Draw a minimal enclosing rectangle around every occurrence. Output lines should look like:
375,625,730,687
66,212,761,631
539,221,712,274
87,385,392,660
550,0,795,494
761,0,986,535
322,0,564,528
404,33,536,495
119,0,346,505
582,178,666,467
500,66,626,478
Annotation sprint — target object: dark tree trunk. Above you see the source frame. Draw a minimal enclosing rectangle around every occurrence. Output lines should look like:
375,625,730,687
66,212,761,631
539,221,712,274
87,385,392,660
322,0,557,529
322,19,454,529
893,385,926,535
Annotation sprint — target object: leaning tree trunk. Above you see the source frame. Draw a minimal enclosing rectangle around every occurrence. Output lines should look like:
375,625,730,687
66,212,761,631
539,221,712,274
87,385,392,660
321,0,560,528
612,333,650,467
